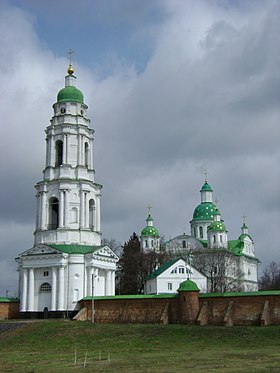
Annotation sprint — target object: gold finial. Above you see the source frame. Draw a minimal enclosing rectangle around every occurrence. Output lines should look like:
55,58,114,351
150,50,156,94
67,48,74,75
147,204,152,215
243,214,247,224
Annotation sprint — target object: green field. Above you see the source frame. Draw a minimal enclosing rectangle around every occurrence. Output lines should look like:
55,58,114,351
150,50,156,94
0,321,280,372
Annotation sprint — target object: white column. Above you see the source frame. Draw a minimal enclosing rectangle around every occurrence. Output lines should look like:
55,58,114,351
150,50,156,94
96,194,101,232
65,134,68,164
36,194,40,229
41,191,47,230
59,190,64,228
27,268,34,312
45,137,49,168
64,190,69,227
94,268,99,296
21,269,28,312
50,136,55,167
80,190,85,228
105,270,111,296
58,267,65,310
63,134,67,164
111,271,115,296
51,268,57,311
77,134,81,165
81,135,84,165
87,267,92,296
85,192,89,228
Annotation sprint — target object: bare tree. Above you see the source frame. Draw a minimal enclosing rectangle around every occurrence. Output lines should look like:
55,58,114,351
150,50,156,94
192,249,243,293
259,261,280,290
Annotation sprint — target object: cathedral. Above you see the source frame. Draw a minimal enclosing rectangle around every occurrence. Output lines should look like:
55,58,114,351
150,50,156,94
16,62,118,318
141,179,259,293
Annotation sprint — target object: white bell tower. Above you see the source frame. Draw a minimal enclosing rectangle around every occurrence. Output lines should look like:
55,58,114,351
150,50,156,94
34,62,102,246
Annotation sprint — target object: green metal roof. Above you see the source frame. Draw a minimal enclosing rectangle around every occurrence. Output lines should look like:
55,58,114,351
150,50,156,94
207,220,227,232
199,290,280,298
192,202,217,221
146,258,179,280
177,280,200,292
48,244,105,254
57,86,84,103
0,297,19,303
141,226,159,237
238,233,253,242
82,293,178,301
200,181,213,192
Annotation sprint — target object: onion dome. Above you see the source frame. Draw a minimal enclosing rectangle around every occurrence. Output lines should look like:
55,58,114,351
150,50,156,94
200,181,213,192
57,86,84,104
207,220,227,232
177,280,200,292
192,202,217,221
141,213,159,237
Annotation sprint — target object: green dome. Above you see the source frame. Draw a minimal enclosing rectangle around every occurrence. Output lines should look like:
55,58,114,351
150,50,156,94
177,280,200,292
57,86,84,103
192,202,217,221
141,226,159,237
207,221,226,232
200,182,213,192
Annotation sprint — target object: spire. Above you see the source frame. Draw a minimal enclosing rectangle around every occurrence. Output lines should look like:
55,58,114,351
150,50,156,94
67,48,74,75
241,215,249,234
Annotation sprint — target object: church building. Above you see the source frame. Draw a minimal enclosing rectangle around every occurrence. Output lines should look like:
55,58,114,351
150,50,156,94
16,62,118,318
142,179,259,293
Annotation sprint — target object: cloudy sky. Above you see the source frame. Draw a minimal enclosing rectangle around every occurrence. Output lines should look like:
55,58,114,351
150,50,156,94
0,0,279,296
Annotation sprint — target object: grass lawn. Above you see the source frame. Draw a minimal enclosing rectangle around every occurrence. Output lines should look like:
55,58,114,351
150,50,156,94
0,321,280,372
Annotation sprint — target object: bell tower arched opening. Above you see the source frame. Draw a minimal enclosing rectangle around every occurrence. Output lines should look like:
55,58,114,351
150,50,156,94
49,197,59,230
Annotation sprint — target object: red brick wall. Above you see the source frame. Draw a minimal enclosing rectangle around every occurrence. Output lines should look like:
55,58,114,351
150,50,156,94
80,294,280,326
0,301,19,320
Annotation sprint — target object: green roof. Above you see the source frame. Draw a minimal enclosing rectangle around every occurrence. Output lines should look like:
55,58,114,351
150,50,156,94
146,258,179,280
57,86,84,103
199,290,280,298
141,226,159,238
193,202,217,221
0,297,19,303
177,280,200,292
227,240,244,256
238,233,253,242
198,239,208,248
200,181,213,192
48,244,104,254
82,293,178,301
207,220,227,232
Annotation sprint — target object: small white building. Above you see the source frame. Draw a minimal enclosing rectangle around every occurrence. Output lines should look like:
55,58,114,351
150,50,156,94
16,63,118,317
144,258,207,294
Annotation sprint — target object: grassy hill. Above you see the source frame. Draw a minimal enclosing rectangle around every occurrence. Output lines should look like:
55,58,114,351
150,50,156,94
0,321,280,372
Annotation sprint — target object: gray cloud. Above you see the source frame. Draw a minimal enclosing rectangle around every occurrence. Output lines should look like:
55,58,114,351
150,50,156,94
0,1,279,295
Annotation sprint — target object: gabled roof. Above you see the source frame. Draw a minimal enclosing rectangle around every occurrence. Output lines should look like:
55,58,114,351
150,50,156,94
146,258,179,280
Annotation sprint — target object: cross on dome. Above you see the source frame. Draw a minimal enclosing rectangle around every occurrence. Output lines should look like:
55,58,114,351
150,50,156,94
67,48,74,75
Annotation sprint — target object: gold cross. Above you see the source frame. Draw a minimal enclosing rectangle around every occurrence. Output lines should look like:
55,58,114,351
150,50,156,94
243,214,247,224
68,48,74,65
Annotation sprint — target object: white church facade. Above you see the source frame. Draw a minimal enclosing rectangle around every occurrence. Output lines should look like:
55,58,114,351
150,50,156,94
16,62,118,318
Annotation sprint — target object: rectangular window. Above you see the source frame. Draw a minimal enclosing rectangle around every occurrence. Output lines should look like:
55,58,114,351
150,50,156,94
179,267,184,274
43,271,49,277
168,283,172,291
220,235,223,243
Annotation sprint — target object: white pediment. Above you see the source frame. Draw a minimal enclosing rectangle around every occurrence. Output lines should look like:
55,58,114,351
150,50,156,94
20,244,62,257
93,246,119,261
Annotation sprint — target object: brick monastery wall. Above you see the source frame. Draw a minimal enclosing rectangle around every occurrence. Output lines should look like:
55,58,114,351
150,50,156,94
0,301,19,320
79,292,280,326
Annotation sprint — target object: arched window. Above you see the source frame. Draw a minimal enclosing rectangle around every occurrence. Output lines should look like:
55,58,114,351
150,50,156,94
213,235,216,243
39,282,52,292
49,197,59,230
55,140,63,166
151,240,154,247
72,207,78,223
220,235,223,243
89,199,95,229
182,240,186,248
199,226,203,238
85,142,89,167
